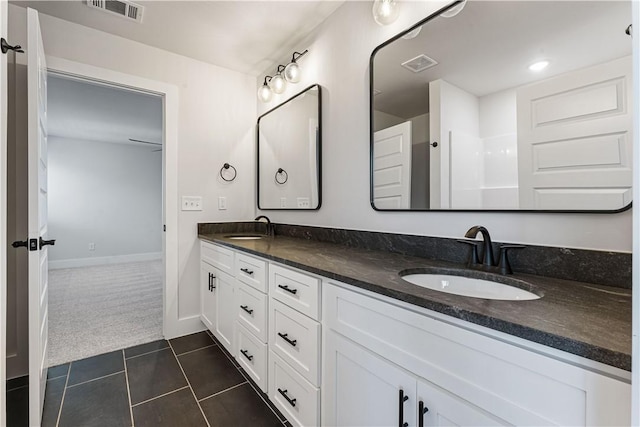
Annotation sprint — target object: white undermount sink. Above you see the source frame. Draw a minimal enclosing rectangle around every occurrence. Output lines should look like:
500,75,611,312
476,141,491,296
224,234,264,240
401,272,541,301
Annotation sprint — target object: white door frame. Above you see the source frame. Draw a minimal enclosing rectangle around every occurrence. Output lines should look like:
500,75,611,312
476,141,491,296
631,1,639,423
44,57,183,339
0,0,8,425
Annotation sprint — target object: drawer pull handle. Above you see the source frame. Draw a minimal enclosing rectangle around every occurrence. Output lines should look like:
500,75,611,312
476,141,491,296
240,267,254,275
278,388,297,407
240,305,254,315
278,284,298,295
208,273,216,292
399,389,409,427
240,349,253,361
278,332,297,347
418,400,428,427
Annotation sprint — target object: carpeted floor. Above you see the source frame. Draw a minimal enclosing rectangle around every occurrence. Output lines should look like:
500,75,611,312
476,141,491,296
48,260,163,366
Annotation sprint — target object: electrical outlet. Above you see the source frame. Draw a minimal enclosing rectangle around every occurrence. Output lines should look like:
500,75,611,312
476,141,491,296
297,197,310,208
88,243,96,251
218,196,227,210
280,197,287,208
181,196,203,211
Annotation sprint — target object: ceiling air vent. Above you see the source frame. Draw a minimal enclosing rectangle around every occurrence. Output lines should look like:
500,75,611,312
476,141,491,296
401,54,438,73
87,0,144,23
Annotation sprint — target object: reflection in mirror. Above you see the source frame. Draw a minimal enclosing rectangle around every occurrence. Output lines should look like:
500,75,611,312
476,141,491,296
258,84,321,209
371,0,632,211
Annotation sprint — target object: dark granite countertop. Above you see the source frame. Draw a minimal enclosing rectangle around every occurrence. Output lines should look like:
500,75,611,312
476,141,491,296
199,233,632,371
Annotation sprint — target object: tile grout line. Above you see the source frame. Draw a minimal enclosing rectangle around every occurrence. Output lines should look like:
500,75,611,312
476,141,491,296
65,370,125,389
197,381,248,403
55,360,73,427
130,386,190,408
122,350,135,427
168,340,211,427
215,338,287,424
173,344,217,358
124,346,169,361
46,374,68,383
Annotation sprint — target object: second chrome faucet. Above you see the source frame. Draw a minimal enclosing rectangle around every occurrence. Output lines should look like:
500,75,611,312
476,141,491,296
461,225,523,275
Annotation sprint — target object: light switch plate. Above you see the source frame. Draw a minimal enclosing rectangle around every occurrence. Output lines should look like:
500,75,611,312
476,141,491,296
280,197,287,208
218,196,227,210
297,197,310,208
182,196,203,211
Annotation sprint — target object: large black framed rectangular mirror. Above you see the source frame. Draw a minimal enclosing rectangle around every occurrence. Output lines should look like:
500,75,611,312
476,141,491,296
258,84,321,210
370,0,632,212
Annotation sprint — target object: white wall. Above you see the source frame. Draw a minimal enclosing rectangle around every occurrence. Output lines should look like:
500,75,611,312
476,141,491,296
8,5,257,333
256,1,632,252
48,137,162,267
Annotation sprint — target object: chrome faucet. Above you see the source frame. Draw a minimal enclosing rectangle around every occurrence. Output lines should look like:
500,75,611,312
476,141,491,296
461,226,524,274
254,215,273,237
464,225,495,267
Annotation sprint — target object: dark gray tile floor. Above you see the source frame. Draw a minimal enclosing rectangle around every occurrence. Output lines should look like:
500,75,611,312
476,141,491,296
6,331,289,427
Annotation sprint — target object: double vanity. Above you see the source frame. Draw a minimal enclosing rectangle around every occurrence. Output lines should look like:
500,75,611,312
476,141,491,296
198,222,631,427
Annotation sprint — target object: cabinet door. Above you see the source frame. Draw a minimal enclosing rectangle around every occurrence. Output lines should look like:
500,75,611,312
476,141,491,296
323,331,416,427
214,269,235,353
200,261,216,332
417,378,509,427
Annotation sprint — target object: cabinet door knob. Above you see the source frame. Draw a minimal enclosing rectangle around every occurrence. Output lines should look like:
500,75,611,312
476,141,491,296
418,400,428,427
278,284,298,295
277,332,297,347
399,389,409,427
277,388,297,407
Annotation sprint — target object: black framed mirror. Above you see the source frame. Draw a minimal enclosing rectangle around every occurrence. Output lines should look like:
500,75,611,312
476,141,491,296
370,0,632,212
258,84,321,210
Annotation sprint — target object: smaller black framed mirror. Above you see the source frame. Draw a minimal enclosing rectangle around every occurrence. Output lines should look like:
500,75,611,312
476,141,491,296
257,84,322,210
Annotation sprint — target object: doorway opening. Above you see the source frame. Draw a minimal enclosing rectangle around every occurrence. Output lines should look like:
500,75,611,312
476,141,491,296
45,73,164,365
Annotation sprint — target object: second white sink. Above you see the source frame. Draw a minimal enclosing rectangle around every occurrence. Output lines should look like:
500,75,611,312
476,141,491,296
401,273,540,301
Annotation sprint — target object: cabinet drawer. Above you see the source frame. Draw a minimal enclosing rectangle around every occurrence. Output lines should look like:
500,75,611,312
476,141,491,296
269,299,320,387
269,351,319,427
236,323,268,393
270,264,320,320
236,253,267,293
201,241,234,274
236,284,268,343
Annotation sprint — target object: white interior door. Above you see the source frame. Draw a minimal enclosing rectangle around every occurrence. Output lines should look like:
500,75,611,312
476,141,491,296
0,1,8,425
517,56,633,210
27,7,50,425
373,121,412,209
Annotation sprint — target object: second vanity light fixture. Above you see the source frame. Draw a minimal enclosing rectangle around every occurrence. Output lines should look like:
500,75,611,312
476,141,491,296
258,50,309,103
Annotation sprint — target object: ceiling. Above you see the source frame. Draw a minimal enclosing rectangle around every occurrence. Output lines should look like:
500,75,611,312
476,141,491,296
373,0,632,119
48,74,163,147
12,0,344,76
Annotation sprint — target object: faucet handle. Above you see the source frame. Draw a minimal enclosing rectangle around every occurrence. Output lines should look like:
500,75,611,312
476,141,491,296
457,239,481,266
497,245,525,275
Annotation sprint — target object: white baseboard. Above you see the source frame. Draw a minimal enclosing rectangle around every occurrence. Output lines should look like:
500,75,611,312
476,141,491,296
49,252,163,270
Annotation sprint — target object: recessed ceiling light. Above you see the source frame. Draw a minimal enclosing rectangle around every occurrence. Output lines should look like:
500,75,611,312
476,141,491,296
528,61,549,72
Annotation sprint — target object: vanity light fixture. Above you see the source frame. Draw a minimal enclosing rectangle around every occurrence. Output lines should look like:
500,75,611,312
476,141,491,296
372,0,400,26
284,50,309,83
528,60,549,72
258,50,310,102
270,65,287,94
258,76,273,103
402,26,422,40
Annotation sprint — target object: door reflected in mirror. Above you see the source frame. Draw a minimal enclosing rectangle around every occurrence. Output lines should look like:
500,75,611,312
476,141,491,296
371,0,632,212
258,84,321,210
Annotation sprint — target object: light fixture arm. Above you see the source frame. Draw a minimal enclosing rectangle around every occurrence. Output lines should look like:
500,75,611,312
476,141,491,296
291,50,309,63
263,76,273,85
276,64,286,74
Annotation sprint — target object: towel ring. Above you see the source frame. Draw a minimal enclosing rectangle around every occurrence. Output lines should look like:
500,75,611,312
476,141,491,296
275,168,288,184
220,163,237,182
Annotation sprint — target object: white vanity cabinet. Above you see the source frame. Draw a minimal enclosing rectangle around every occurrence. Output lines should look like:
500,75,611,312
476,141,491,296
268,264,322,427
322,282,631,427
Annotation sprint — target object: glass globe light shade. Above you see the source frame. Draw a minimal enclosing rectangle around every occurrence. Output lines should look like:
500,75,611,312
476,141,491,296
284,62,301,83
258,83,272,103
372,0,399,26
440,0,467,18
269,74,286,94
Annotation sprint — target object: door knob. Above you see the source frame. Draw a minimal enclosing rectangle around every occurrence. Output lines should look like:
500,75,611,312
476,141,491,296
430,142,438,148
39,237,56,249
